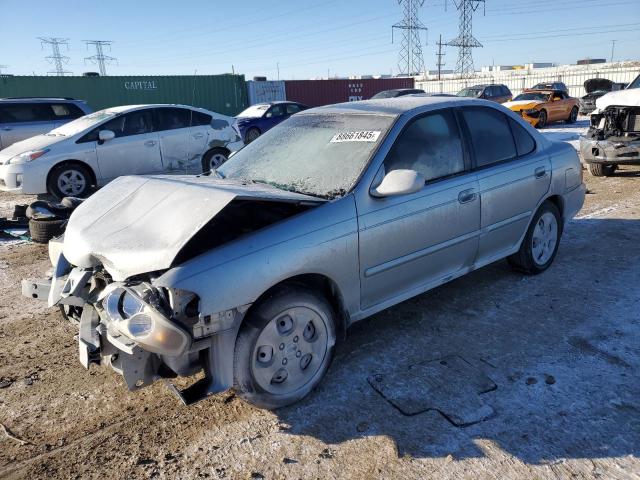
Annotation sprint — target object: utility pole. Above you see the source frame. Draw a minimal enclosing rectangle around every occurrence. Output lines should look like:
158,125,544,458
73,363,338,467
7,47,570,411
445,0,485,78
436,34,446,80
392,0,428,76
38,37,71,76
84,40,116,76
277,62,280,81
610,40,616,63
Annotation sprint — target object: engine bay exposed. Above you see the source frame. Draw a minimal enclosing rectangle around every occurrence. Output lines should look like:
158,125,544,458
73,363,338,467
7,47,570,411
587,106,640,141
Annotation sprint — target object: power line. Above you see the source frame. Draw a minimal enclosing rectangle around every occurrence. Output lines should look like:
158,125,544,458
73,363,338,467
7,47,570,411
84,40,117,76
445,0,485,78
392,0,428,76
436,34,446,79
38,37,71,76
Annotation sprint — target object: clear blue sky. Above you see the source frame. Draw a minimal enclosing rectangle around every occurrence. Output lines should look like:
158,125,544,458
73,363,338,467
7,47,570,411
1,0,638,79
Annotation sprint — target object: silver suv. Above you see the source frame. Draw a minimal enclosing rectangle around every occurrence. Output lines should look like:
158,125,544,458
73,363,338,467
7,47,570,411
0,97,92,149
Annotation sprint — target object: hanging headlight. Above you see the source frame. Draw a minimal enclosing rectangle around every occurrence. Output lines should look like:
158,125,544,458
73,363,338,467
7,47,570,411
103,287,190,356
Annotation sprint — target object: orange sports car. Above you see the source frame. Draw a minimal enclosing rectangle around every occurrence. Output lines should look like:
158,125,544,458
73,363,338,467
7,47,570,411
503,89,579,128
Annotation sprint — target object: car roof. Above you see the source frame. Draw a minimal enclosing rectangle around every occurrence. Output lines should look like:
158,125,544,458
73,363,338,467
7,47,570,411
304,96,484,116
99,104,213,114
522,89,559,94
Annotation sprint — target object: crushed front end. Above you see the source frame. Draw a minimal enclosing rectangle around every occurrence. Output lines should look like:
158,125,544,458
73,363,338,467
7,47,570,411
22,240,249,405
580,106,640,166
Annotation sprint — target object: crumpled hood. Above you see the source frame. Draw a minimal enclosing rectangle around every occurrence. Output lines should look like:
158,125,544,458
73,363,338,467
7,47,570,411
503,100,544,110
0,134,65,164
595,88,640,110
63,174,318,281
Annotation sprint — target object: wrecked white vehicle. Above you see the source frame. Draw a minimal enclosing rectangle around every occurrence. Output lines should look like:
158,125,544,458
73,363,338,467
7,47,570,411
23,97,585,409
580,73,640,176
0,104,243,198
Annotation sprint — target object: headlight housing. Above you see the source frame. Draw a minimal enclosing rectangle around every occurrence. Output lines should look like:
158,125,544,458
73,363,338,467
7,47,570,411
103,286,190,356
523,109,541,117
8,149,50,165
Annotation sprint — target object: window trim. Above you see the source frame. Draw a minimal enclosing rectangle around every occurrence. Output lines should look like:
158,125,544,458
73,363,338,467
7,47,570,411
380,107,472,187
459,106,537,172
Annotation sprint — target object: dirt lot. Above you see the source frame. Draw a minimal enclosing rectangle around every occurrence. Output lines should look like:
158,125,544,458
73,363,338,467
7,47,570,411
1,132,639,479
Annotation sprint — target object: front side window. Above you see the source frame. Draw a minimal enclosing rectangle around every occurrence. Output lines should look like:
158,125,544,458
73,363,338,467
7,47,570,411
266,105,285,118
218,113,396,199
80,110,154,142
462,107,517,167
285,104,302,115
384,109,465,182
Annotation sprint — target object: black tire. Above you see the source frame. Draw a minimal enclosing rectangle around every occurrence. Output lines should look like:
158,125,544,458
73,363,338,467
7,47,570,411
29,218,67,243
233,286,336,409
508,201,562,275
245,128,261,144
535,110,547,129
566,106,578,124
587,163,616,177
47,163,93,199
59,304,83,326
201,148,229,173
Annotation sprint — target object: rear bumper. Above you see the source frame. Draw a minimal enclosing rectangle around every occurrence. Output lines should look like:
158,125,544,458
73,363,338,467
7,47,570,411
563,182,586,222
580,137,640,165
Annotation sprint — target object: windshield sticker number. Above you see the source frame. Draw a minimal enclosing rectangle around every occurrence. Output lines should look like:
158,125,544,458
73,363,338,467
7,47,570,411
330,131,381,143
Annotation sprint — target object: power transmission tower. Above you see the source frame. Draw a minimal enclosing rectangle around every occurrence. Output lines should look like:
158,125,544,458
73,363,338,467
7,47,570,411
436,34,446,80
445,0,485,78
38,37,71,76
84,40,116,76
392,0,428,76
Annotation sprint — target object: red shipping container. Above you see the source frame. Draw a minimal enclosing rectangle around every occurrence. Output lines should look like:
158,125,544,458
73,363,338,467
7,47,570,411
284,78,415,107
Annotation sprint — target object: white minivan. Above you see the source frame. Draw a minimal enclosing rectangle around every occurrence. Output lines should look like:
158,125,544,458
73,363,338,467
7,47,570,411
0,104,244,198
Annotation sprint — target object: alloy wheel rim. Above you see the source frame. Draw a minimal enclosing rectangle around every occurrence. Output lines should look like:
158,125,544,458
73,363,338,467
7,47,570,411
209,153,226,170
57,170,86,196
251,306,329,395
531,211,558,265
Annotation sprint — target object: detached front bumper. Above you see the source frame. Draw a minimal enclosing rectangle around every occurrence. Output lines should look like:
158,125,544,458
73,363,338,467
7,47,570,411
580,136,640,165
22,258,249,405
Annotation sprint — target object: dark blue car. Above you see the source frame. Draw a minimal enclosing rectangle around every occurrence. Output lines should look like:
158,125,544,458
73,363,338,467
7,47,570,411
235,101,308,143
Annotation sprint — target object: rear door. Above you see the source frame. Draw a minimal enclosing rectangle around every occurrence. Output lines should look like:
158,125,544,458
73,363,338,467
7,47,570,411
91,109,162,181
460,106,551,267
0,102,55,147
154,107,193,173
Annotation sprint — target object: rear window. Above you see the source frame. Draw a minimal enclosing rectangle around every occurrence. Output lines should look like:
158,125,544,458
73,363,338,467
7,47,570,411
462,107,517,167
49,103,85,120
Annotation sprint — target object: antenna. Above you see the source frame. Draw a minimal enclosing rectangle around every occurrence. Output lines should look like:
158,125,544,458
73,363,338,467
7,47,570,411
445,0,485,78
38,37,71,76
392,0,428,76
436,34,446,80
84,40,117,76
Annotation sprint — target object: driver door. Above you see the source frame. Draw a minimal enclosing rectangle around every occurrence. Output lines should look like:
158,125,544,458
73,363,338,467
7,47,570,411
262,104,287,131
94,109,162,181
357,108,480,310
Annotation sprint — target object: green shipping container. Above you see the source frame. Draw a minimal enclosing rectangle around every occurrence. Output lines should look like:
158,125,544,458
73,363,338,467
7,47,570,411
0,75,248,116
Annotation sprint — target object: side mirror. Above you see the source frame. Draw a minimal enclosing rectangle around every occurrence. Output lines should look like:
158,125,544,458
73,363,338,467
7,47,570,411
98,130,115,143
371,169,425,198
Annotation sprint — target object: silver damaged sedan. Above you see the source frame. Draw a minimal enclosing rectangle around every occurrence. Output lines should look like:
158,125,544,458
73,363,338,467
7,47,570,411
24,96,586,408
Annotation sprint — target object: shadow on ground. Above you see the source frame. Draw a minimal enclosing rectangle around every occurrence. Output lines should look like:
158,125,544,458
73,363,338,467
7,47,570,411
275,217,640,463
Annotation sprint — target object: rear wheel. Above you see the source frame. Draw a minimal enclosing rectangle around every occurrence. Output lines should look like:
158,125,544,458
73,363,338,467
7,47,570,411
47,163,92,199
535,110,547,128
233,286,336,409
587,163,616,177
201,148,229,173
566,106,578,124
508,201,562,275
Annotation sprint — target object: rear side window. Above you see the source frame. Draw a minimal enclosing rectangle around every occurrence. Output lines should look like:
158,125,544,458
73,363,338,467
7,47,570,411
191,111,212,126
462,107,517,167
384,109,465,182
509,118,536,156
156,107,191,131
0,103,52,123
285,104,302,115
49,103,85,120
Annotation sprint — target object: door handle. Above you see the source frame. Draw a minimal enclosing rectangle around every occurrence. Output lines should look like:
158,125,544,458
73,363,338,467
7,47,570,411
193,133,204,139
535,167,547,178
144,140,157,147
458,189,477,204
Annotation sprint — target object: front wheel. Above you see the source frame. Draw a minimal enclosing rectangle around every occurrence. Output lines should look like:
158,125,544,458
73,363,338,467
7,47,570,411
587,163,616,177
47,163,92,199
508,201,562,274
233,286,336,409
566,106,578,124
245,128,261,144
535,110,547,129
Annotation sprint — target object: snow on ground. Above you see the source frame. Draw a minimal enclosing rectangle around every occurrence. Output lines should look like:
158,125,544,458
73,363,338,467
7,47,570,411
539,118,590,153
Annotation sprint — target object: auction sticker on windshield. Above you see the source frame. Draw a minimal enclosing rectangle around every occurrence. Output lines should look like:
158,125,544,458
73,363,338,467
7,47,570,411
330,131,381,143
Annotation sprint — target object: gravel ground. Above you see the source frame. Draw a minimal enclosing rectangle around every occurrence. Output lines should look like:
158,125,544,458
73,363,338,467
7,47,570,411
0,138,639,479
